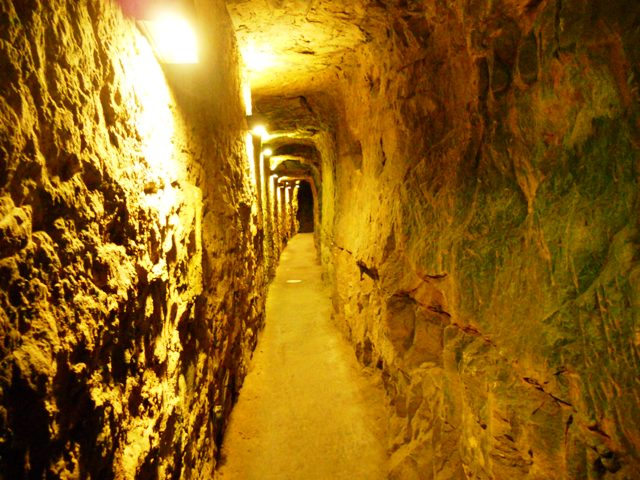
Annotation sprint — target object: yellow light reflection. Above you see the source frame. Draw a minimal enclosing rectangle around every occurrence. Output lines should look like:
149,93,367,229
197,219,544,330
242,43,276,72
127,31,180,220
243,82,253,116
245,132,256,186
141,11,198,64
270,157,284,171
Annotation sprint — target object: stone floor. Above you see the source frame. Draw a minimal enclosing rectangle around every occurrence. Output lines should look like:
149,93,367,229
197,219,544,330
217,233,388,479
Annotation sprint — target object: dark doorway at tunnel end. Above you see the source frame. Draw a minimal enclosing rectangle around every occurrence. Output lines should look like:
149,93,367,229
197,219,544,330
297,181,314,233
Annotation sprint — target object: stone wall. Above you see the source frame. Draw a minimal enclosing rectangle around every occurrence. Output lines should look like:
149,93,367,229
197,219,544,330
0,0,266,477
322,0,640,478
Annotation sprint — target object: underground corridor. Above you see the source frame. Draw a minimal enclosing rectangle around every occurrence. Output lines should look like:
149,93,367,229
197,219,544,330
1,0,639,479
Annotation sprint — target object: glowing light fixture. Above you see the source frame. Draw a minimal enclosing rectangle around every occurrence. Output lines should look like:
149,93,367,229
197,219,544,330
139,10,198,64
247,113,269,139
262,148,273,157
251,125,269,138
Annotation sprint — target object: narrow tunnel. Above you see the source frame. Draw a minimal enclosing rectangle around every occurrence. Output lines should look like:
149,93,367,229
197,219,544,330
296,181,313,233
1,0,639,478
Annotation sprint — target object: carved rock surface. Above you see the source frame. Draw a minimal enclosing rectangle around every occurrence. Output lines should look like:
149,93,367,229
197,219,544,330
322,1,640,478
0,0,268,477
2,0,640,478
232,0,640,478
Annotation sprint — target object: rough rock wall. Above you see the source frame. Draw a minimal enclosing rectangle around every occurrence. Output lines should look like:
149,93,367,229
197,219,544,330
0,0,265,477
323,0,640,478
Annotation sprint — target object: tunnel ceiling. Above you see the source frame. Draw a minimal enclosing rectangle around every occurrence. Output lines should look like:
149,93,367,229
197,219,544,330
226,0,378,163
256,96,325,138
226,0,370,96
225,0,475,181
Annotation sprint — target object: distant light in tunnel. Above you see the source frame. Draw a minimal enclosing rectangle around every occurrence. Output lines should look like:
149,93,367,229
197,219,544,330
262,148,273,157
139,11,198,64
251,125,269,138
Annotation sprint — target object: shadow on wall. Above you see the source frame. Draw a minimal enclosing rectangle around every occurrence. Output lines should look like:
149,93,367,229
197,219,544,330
296,181,314,233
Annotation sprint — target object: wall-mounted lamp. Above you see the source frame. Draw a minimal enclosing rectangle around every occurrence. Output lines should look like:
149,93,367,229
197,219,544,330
246,114,269,139
119,1,199,64
138,11,198,64
262,148,273,157
251,125,269,139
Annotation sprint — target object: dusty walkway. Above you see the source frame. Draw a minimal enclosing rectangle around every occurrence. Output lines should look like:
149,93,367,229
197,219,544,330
217,233,388,479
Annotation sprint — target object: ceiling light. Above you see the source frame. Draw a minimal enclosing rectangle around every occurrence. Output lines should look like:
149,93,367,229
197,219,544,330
139,10,198,64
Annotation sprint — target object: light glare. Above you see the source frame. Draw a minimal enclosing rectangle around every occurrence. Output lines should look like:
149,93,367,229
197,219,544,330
251,125,269,138
262,148,273,157
242,44,276,72
142,12,198,64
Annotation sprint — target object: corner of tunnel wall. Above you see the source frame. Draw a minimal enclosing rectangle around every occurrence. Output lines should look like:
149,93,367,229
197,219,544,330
315,130,338,283
0,0,266,477
322,1,640,478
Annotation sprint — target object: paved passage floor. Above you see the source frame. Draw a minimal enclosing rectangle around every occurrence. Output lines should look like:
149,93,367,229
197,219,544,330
217,233,388,480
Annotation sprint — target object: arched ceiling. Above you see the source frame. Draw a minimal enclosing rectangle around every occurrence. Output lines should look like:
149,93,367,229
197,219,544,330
225,0,400,185
226,0,369,180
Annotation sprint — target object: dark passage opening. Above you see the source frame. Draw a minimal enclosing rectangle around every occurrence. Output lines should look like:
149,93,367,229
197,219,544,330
297,181,314,233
